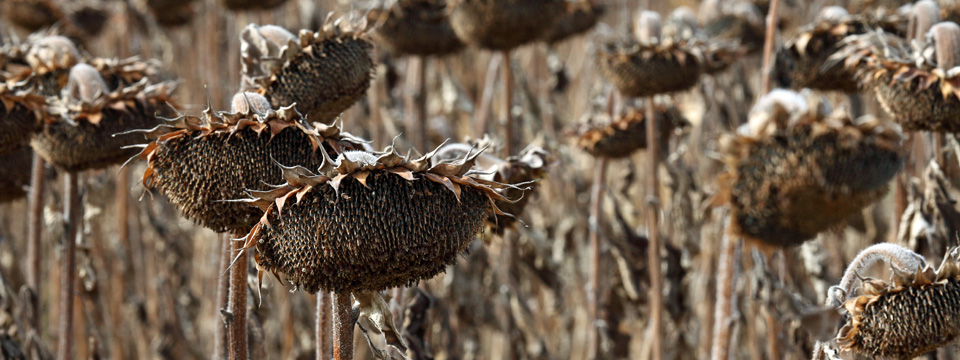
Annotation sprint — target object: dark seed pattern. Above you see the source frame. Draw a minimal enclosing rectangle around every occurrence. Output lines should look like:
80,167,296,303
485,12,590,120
596,42,702,97
575,107,684,159
0,102,40,156
729,124,903,246
874,72,960,133
255,171,489,293
369,0,464,56
449,0,565,50
263,36,374,123
147,127,327,233
542,1,605,44
31,102,161,172
0,147,33,203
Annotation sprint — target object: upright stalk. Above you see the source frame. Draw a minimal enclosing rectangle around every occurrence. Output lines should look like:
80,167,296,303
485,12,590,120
227,236,248,360
710,222,738,360
759,0,781,95
645,98,663,360
214,234,231,360
316,292,330,360
475,54,502,137
369,73,384,149
586,156,609,360
404,57,428,151
57,172,80,360
502,49,515,156
332,293,353,360
26,153,44,332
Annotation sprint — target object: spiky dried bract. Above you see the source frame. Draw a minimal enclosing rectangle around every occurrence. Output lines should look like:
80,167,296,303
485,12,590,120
31,62,177,172
776,8,900,92
572,106,686,158
433,142,551,233
138,103,367,233
834,23,960,133
837,249,960,358
242,145,516,293
368,0,464,56
240,20,375,123
596,39,703,97
448,0,565,51
0,82,45,156
0,147,33,203
542,1,605,44
719,93,904,246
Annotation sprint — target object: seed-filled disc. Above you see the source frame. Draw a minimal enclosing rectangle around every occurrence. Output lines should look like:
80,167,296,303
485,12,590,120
367,0,464,56
0,147,33,203
596,40,703,97
836,23,960,133
572,106,686,159
241,21,375,123
719,91,904,246
241,145,516,293
448,0,565,51
542,1,605,44
138,101,368,233
776,8,900,92
146,0,196,27
837,250,960,359
1,0,63,32
31,62,176,172
0,84,44,156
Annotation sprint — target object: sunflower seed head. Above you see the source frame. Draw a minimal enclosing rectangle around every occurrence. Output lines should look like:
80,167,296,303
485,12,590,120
930,21,960,70
230,91,272,114
633,11,662,45
64,63,107,103
908,0,940,44
744,89,809,137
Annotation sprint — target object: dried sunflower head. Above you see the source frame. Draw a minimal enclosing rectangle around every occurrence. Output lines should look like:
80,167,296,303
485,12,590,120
144,0,197,26
240,19,375,123
31,61,177,172
702,2,765,52
570,105,687,158
0,80,45,156
833,12,960,133
136,93,368,233
0,147,33,203
367,0,464,56
542,0,605,44
239,143,520,293
775,6,902,92
433,140,551,233
448,0,565,51
1,0,64,32
835,246,960,359
597,10,704,97
718,90,904,247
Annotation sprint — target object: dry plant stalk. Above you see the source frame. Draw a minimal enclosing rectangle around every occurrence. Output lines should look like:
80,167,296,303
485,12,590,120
227,237,249,360
25,154,44,333
317,292,331,360
332,293,353,360
56,172,80,360
586,156,607,360
645,97,663,360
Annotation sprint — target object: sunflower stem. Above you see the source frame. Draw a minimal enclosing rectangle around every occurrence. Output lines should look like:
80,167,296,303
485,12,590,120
404,57,428,152
227,235,249,360
759,0,781,95
586,155,608,360
26,154,44,334
711,220,740,360
332,293,354,360
645,97,663,360
503,49,515,156
317,291,331,360
214,234,231,360
56,172,80,360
